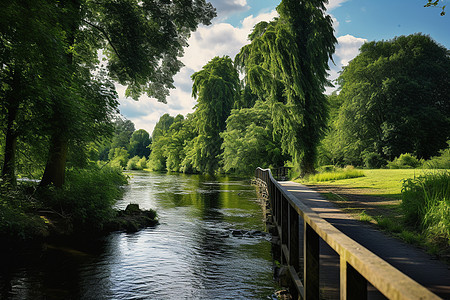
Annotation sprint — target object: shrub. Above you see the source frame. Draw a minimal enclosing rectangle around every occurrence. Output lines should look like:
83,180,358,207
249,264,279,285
137,156,147,169
126,156,140,170
423,142,450,169
363,152,386,169
317,165,338,173
0,183,48,239
306,166,365,182
38,166,128,233
402,171,450,241
387,153,422,169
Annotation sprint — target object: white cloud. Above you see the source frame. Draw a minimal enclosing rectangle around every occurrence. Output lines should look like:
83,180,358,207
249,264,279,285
325,0,349,12
326,34,367,94
335,34,367,66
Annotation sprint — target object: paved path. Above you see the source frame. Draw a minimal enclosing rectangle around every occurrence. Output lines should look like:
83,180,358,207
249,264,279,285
278,181,450,299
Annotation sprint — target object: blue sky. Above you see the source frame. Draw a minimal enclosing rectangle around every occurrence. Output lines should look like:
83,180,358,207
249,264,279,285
118,0,449,134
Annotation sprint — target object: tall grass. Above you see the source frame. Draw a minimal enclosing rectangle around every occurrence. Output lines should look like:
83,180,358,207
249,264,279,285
306,166,365,182
402,171,450,242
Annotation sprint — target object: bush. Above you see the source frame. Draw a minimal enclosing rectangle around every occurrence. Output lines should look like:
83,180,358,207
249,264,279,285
317,165,338,173
423,142,450,169
363,152,386,169
306,166,365,182
137,156,147,169
126,156,140,170
37,166,128,233
402,171,450,241
387,153,422,169
0,183,48,239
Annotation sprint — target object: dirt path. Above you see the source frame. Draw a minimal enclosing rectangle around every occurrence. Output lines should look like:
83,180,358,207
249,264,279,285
305,184,402,219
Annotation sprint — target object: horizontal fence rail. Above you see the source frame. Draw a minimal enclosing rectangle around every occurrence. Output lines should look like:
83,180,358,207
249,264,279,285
255,167,440,300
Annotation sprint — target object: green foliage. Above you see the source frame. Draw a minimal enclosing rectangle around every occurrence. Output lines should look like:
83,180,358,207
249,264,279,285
363,152,387,169
387,153,422,169
221,101,287,174
424,0,446,15
38,166,128,232
305,166,365,182
137,156,148,170
235,0,336,175
335,34,450,165
126,156,147,170
128,129,151,158
0,184,47,239
108,147,129,169
187,56,240,174
402,171,450,242
423,142,450,169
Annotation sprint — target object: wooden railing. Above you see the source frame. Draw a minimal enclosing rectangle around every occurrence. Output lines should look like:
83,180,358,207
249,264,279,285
271,166,291,181
255,167,440,300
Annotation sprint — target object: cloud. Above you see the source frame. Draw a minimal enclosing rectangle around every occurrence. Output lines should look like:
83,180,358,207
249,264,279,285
335,34,367,66
325,0,349,12
208,0,249,21
326,34,367,94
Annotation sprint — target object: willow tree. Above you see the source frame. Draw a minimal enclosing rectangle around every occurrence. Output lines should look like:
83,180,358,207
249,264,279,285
235,0,336,176
183,56,240,174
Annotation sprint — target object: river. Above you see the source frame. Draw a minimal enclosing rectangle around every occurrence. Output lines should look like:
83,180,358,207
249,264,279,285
0,171,278,299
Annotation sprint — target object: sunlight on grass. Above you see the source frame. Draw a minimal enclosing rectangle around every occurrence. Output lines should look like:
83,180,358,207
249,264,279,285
299,169,432,199
305,168,365,182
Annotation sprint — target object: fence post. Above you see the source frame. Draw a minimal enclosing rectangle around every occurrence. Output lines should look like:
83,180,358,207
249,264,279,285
304,222,320,300
289,205,300,270
340,257,367,300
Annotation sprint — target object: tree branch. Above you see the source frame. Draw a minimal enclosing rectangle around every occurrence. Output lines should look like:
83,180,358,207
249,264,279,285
82,19,125,63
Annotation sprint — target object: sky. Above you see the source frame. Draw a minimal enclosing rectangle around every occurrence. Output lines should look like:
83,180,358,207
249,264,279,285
117,0,450,135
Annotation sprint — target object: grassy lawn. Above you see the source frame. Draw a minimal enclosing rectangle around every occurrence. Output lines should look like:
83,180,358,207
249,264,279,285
298,169,430,199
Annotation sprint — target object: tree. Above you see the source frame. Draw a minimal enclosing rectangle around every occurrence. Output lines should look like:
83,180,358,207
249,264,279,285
128,129,151,158
148,114,175,171
335,34,450,162
184,56,240,174
235,0,336,176
221,101,287,174
36,0,216,187
0,0,66,186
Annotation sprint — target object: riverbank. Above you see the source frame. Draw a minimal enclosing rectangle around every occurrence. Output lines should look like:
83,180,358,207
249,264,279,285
0,167,158,242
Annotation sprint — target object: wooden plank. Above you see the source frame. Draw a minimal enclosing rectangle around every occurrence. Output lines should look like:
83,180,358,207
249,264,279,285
288,265,305,299
304,222,320,300
289,204,300,271
340,256,367,300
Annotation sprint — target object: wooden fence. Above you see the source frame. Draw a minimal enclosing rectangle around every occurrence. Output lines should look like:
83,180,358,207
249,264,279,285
255,167,440,300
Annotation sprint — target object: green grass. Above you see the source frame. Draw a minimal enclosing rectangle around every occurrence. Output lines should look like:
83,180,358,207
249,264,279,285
402,171,450,244
305,168,450,260
298,169,431,199
305,167,365,182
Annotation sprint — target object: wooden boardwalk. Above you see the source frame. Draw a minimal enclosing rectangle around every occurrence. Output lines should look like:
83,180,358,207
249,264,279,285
255,168,449,299
278,180,450,299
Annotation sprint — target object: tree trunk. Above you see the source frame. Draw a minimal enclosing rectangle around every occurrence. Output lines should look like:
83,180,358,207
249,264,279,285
40,134,69,188
2,126,18,187
300,146,317,177
1,70,21,187
39,0,80,188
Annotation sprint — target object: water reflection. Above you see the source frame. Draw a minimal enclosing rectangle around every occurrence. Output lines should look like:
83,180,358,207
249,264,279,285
0,171,277,299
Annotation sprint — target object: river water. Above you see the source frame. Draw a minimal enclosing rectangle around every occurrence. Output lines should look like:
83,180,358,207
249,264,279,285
0,171,278,299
